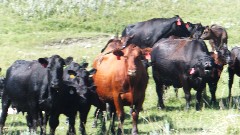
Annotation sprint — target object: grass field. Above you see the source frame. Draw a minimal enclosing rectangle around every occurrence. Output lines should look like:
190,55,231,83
1,0,240,135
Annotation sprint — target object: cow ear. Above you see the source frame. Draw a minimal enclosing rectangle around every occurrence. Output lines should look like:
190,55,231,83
88,68,97,75
38,58,48,68
142,48,152,60
80,62,89,68
65,57,73,65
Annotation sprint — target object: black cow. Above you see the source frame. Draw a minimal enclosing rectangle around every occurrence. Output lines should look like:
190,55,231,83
48,71,90,135
151,38,214,110
185,22,205,39
0,55,70,134
63,61,100,135
120,15,190,48
228,47,240,100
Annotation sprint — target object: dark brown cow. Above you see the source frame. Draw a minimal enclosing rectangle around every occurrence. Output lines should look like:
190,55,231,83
228,46,240,100
92,39,149,135
200,24,228,51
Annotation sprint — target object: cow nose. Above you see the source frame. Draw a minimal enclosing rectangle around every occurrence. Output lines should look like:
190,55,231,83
204,61,211,67
51,80,60,88
128,70,136,76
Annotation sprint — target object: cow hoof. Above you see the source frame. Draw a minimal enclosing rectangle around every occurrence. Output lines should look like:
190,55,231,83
92,121,97,128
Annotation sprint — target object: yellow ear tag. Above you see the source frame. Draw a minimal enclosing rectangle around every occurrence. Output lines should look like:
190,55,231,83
70,75,75,79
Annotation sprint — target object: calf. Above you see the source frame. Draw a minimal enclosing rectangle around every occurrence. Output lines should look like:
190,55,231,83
200,24,228,51
206,44,231,103
0,55,70,134
63,61,99,135
93,39,149,134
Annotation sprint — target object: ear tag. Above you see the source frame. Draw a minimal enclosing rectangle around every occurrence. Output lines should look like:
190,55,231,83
145,52,151,60
69,90,74,94
177,19,181,26
70,75,75,79
41,64,48,68
190,68,195,75
117,56,121,60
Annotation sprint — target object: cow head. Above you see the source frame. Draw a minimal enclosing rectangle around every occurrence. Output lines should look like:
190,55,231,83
216,44,231,65
113,45,151,76
67,67,98,104
38,55,73,89
172,15,191,37
200,26,212,40
186,22,205,39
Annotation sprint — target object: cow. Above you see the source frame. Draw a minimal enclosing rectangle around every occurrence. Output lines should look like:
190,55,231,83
92,38,149,135
0,55,71,135
63,61,100,135
200,24,228,51
228,46,240,100
185,22,205,39
151,38,214,111
206,44,231,104
48,68,96,135
119,15,190,48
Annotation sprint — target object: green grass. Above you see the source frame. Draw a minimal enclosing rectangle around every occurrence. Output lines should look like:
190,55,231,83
1,0,240,135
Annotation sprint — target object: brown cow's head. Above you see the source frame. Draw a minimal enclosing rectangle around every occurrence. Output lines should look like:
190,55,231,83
200,26,212,40
113,45,151,76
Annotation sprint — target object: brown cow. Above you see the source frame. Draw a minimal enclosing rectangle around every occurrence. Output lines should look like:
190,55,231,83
93,38,149,135
200,24,228,51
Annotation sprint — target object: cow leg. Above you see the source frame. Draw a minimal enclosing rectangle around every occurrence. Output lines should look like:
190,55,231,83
156,84,165,109
0,94,11,133
79,105,91,135
113,94,124,135
49,113,60,135
28,107,39,134
92,108,101,128
153,70,165,109
109,106,116,135
209,39,216,51
228,67,234,101
67,115,76,135
208,82,217,104
39,112,49,135
182,80,191,110
196,84,205,111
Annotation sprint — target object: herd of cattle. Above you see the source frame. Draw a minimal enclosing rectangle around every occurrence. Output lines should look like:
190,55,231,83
0,15,240,135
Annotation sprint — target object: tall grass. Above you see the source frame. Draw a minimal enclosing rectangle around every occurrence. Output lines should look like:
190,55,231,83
1,0,240,135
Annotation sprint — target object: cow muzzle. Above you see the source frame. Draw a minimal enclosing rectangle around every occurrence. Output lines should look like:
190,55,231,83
51,80,60,89
128,70,136,76
204,61,213,75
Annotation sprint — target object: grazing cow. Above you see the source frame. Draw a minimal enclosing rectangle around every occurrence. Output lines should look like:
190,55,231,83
228,46,240,99
185,22,205,39
93,39,149,134
0,55,70,134
206,44,231,103
151,38,214,110
200,24,228,51
120,15,190,48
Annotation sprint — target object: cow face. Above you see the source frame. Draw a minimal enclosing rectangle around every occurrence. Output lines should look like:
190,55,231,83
38,55,71,89
186,22,205,39
200,26,211,40
217,44,231,65
173,17,191,37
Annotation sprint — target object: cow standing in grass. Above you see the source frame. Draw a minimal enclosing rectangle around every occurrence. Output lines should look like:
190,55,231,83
93,38,149,135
